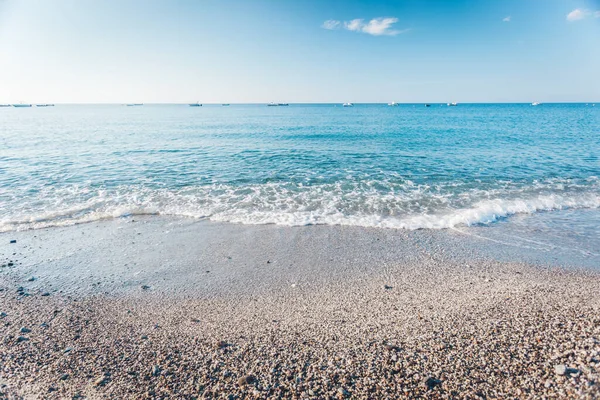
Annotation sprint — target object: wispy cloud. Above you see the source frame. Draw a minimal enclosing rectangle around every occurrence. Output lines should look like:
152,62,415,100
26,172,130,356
322,20,340,30
502,16,511,22
322,17,408,36
566,8,600,21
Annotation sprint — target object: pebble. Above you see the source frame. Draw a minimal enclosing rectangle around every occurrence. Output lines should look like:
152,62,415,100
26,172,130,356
10,240,16,244
20,327,31,333
16,336,29,343
0,312,7,318
384,285,393,290
554,364,567,376
424,376,441,390
27,277,36,282
94,376,107,386
237,374,256,386
152,365,161,376
41,292,50,297
141,285,150,290
60,373,69,381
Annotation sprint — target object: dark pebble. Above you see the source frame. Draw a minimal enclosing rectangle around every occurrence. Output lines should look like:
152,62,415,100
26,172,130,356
424,376,442,390
238,374,256,386
10,240,16,244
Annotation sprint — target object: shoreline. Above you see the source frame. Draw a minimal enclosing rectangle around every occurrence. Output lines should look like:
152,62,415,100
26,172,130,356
1,218,599,398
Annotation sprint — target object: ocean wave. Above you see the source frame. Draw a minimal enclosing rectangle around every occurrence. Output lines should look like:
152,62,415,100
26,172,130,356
1,181,599,231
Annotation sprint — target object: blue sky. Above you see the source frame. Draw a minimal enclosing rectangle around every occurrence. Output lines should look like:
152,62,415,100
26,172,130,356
0,0,599,103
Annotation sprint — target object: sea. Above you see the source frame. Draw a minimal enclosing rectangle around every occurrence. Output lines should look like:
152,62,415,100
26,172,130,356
1,103,599,266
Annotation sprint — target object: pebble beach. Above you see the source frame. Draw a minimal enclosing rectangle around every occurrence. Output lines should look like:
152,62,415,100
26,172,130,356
1,218,599,399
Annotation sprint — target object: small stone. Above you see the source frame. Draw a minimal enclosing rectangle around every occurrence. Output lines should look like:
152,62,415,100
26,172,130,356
216,340,228,349
424,376,441,390
337,387,350,398
0,312,7,318
384,285,393,290
141,335,148,340
63,347,72,353
40,322,49,328
152,365,161,376
141,285,150,290
94,376,107,386
267,260,271,264
60,373,70,381
7,262,14,267
20,327,31,333
554,364,567,376
238,374,256,385
9,240,16,244
41,292,50,297
27,276,36,282
16,336,29,343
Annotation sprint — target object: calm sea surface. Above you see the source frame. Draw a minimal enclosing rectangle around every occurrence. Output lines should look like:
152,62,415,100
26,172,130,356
1,103,599,263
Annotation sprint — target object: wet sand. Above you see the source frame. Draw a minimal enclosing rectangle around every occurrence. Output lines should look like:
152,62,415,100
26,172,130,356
1,218,599,399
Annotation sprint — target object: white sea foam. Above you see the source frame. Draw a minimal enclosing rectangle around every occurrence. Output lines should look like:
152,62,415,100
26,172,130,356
1,182,599,232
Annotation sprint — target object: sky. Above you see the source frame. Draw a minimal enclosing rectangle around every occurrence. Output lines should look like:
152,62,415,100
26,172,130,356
0,0,599,103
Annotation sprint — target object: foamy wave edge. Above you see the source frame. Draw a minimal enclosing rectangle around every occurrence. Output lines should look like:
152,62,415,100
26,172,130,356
1,193,599,232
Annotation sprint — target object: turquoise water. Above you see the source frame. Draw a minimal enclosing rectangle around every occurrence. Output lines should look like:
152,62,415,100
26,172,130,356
1,104,599,241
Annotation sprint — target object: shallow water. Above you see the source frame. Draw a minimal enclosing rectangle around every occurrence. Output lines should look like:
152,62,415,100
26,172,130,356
1,103,599,262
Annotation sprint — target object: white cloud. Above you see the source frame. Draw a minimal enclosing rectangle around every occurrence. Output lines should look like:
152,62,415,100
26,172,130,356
502,16,511,22
322,20,341,30
340,17,407,36
595,11,600,18
344,19,364,32
567,8,588,21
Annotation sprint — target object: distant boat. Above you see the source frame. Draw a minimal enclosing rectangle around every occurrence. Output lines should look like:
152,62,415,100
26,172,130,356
222,104,230,106
447,102,458,106
343,103,353,107
189,102,202,107
12,103,32,108
531,102,541,106
0,104,11,107
126,103,143,106
36,104,54,107
267,102,278,106
388,102,399,106
277,103,289,106
425,104,431,107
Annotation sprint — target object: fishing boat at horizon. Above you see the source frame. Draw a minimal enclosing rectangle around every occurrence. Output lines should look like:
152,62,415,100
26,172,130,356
189,102,202,107
36,104,55,107
343,103,353,107
531,102,541,106
388,102,399,106
126,103,143,106
12,103,32,108
447,102,458,106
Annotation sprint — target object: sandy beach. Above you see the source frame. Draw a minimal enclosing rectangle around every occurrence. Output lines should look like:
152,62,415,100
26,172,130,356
0,218,598,399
